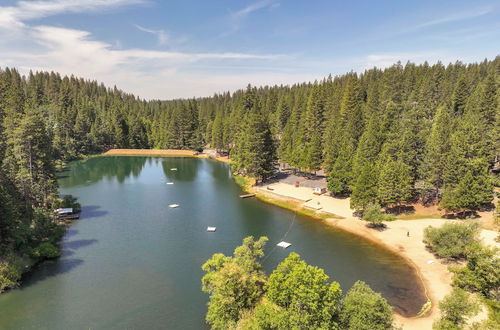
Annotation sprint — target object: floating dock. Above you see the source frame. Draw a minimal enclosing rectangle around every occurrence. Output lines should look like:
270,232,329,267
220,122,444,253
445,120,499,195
168,204,179,208
207,227,216,232
239,193,256,198
277,241,291,248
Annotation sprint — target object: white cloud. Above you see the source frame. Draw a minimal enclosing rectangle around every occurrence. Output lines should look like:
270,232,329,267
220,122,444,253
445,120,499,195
233,0,278,19
416,6,493,29
0,0,302,99
219,0,279,38
0,0,146,29
135,24,169,45
0,24,295,99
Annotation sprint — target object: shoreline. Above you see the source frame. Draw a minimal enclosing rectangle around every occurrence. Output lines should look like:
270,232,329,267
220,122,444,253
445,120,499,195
252,187,437,323
97,149,496,328
250,183,497,329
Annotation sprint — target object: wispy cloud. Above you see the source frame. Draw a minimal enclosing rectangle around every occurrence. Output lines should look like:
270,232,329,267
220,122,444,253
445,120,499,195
135,24,169,45
233,0,278,19
415,6,493,29
0,24,289,98
219,0,279,38
0,0,146,29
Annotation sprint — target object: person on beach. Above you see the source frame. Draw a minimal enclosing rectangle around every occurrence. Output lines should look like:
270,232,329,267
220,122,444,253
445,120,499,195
407,231,410,237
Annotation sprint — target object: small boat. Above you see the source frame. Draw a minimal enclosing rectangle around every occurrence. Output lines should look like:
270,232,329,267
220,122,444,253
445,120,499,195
170,168,178,171
166,182,174,185
277,241,291,248
207,227,216,232
169,204,179,208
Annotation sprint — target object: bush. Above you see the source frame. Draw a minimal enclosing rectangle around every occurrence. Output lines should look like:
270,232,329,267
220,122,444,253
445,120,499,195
32,242,60,259
362,203,395,227
433,288,480,329
451,244,500,299
0,258,22,292
340,281,393,330
423,222,480,259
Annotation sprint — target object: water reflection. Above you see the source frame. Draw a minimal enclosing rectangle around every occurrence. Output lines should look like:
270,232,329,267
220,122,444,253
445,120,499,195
161,157,199,181
59,157,147,187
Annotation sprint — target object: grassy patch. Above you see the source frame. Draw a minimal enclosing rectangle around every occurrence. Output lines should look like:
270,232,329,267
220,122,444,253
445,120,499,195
233,174,253,192
396,214,442,220
482,296,500,324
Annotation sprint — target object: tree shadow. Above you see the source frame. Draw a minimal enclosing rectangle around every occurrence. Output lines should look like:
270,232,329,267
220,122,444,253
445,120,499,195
442,211,479,219
385,205,415,215
65,229,79,238
80,205,108,219
19,258,84,290
365,223,388,231
63,239,98,250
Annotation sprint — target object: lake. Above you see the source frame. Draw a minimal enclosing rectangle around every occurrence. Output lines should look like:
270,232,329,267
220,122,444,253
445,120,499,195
0,156,426,329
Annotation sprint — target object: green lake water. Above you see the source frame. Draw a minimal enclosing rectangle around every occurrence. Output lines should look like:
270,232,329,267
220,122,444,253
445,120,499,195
0,156,426,329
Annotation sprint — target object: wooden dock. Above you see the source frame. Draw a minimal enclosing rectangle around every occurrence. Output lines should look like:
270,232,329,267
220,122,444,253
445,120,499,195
239,193,256,199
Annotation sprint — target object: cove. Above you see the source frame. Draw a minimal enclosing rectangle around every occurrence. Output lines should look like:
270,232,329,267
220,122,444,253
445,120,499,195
0,156,426,329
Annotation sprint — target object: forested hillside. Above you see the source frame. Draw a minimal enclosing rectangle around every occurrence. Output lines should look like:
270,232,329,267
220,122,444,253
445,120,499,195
0,58,498,290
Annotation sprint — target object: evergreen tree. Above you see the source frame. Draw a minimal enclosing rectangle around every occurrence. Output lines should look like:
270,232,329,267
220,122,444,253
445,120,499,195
440,159,493,213
423,106,454,191
377,158,413,207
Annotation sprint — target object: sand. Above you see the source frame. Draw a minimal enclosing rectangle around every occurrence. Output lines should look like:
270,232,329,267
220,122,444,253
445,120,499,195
256,182,498,329
102,149,197,156
101,149,497,328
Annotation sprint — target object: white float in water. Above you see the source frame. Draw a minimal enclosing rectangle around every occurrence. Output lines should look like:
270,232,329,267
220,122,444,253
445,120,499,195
277,241,291,248
207,227,216,232
170,168,177,171
169,204,179,208
166,182,174,185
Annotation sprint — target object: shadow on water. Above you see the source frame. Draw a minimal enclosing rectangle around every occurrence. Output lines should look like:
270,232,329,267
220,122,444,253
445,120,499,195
63,239,98,250
80,205,108,219
65,229,79,238
19,237,98,290
20,258,84,290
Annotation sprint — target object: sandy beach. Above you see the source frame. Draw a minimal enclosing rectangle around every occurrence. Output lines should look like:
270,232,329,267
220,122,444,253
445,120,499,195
100,149,497,328
255,181,498,329
102,149,198,157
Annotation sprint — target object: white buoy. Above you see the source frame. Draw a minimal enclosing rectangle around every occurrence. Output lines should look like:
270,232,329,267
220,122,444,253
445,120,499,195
277,241,291,248
169,204,179,208
170,168,177,171
207,227,216,232
166,182,174,185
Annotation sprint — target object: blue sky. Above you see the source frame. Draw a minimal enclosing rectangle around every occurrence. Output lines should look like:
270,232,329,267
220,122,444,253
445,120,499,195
0,0,498,99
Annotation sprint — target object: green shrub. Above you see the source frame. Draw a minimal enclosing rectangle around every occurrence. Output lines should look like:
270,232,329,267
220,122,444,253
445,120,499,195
423,222,480,259
451,244,499,299
0,259,22,292
433,288,480,329
362,203,395,227
32,242,60,259
340,281,393,330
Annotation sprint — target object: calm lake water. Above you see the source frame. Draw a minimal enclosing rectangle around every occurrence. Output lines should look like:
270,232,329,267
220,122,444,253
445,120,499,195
0,156,426,329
